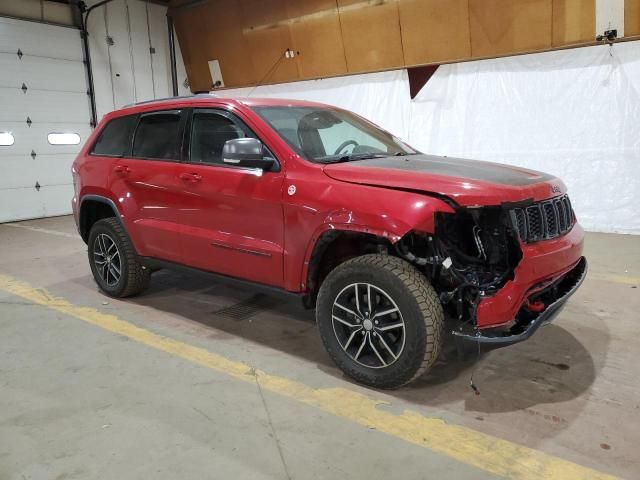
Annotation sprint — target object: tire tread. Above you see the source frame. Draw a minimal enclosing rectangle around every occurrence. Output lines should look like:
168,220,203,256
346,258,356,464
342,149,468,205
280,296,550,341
317,254,443,388
89,217,150,297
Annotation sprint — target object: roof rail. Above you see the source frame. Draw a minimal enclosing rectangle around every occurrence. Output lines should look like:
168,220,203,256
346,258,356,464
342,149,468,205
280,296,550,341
123,93,219,108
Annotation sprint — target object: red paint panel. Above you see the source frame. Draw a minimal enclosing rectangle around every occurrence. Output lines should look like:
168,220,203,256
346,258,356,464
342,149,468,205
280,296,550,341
476,223,584,328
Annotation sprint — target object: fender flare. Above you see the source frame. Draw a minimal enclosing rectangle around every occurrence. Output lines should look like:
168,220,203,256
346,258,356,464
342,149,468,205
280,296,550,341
78,194,124,241
299,222,401,294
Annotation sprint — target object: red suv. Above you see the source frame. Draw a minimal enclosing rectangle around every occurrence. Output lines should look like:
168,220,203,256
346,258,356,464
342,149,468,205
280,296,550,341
72,95,586,388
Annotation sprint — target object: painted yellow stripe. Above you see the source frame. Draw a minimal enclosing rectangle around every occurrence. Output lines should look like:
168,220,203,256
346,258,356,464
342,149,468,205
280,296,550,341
588,271,640,286
0,274,616,480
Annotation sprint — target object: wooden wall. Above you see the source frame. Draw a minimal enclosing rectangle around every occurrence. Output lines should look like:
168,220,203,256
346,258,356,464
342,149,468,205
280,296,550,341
169,0,640,91
627,0,640,36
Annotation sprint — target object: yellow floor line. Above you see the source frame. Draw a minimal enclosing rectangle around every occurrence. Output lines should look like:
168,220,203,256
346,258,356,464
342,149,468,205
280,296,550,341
0,273,616,480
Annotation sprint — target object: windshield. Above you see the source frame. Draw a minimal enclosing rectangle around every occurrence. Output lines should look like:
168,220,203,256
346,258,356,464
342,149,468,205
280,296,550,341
251,106,418,163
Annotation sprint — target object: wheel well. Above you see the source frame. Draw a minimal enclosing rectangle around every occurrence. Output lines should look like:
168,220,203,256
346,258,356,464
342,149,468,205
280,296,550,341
79,199,118,242
305,230,391,308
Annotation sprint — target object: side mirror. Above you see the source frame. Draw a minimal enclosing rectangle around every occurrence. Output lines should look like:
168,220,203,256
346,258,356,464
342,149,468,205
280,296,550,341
222,138,274,170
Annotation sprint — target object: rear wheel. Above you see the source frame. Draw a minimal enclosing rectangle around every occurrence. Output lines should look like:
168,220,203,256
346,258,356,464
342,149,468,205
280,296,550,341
316,254,443,389
87,217,150,298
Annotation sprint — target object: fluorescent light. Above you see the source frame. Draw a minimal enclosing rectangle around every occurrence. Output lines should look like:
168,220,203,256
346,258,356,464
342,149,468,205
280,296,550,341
0,132,14,146
48,133,80,145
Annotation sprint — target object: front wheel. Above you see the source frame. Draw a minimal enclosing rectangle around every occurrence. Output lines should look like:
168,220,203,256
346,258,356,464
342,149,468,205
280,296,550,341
316,254,443,389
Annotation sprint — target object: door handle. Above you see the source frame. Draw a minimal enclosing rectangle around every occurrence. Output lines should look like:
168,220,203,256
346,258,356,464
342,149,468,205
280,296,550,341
114,165,130,176
179,172,202,182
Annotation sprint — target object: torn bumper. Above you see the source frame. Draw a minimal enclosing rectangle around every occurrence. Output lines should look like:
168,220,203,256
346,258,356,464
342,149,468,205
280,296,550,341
476,222,585,328
453,256,587,351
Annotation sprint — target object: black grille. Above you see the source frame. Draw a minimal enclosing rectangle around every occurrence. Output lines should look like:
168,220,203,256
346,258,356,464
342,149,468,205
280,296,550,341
511,195,575,243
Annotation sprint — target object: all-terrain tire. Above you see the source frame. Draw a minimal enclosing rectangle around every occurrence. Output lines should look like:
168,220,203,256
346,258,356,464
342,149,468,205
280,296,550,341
316,254,443,389
87,217,150,298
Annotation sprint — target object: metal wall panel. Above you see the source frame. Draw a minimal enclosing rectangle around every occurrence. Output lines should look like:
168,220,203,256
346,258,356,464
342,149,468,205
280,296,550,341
596,0,624,36
127,0,156,100
104,0,137,108
85,0,186,120
146,2,172,98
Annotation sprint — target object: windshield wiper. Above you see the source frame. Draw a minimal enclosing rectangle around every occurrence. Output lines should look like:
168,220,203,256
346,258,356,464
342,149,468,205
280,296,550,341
319,153,388,164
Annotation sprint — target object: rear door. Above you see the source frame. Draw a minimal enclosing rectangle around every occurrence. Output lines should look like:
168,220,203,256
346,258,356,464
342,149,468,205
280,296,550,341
109,109,187,263
176,108,285,287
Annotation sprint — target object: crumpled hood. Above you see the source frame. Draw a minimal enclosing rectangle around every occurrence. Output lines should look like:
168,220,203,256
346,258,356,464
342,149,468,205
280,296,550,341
323,154,565,206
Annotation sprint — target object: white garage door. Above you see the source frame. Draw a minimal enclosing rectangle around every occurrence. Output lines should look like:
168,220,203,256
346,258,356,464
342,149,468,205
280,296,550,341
0,17,92,223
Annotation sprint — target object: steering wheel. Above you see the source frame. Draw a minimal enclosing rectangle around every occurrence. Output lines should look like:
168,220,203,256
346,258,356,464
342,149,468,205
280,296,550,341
334,140,359,155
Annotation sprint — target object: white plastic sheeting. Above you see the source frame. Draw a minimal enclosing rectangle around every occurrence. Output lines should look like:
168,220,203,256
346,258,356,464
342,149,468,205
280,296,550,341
411,41,640,234
223,41,640,234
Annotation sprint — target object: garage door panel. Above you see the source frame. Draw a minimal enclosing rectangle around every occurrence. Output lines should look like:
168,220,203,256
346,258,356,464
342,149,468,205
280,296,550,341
0,54,86,92
0,184,73,223
0,123,91,156
0,89,89,123
0,17,89,223
0,17,83,62
0,155,74,189
0,187,47,222
40,184,74,218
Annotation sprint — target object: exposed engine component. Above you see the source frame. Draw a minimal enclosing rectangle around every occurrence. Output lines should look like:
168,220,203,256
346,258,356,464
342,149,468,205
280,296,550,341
395,206,523,326
472,226,486,261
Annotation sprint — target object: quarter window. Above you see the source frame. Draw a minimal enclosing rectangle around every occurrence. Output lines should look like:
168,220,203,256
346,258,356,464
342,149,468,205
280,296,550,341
132,111,182,160
91,115,137,156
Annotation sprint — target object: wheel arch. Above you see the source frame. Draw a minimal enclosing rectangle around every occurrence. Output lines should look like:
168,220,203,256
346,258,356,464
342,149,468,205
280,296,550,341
302,225,395,308
79,195,123,243
300,193,456,307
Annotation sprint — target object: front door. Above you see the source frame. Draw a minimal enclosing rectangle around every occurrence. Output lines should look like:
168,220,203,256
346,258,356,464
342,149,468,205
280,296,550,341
176,108,285,287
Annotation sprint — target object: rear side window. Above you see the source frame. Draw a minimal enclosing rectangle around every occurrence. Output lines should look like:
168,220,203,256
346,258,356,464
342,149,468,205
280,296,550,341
132,111,182,160
91,115,137,156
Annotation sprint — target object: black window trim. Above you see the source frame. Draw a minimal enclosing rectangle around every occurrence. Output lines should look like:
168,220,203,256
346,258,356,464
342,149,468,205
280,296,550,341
186,107,280,173
129,109,188,163
89,113,139,158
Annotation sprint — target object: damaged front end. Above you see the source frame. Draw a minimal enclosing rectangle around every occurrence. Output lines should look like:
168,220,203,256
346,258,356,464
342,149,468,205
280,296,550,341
397,206,522,329
395,201,587,351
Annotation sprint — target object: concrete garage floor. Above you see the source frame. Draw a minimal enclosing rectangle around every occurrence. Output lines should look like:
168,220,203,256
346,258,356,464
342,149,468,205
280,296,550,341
0,216,638,480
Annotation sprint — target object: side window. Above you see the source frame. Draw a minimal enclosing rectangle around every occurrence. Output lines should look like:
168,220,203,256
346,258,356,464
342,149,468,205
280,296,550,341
132,111,182,160
91,115,137,156
190,111,250,165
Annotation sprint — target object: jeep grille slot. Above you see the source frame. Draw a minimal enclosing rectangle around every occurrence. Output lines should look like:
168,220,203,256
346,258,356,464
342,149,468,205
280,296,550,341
511,195,575,243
